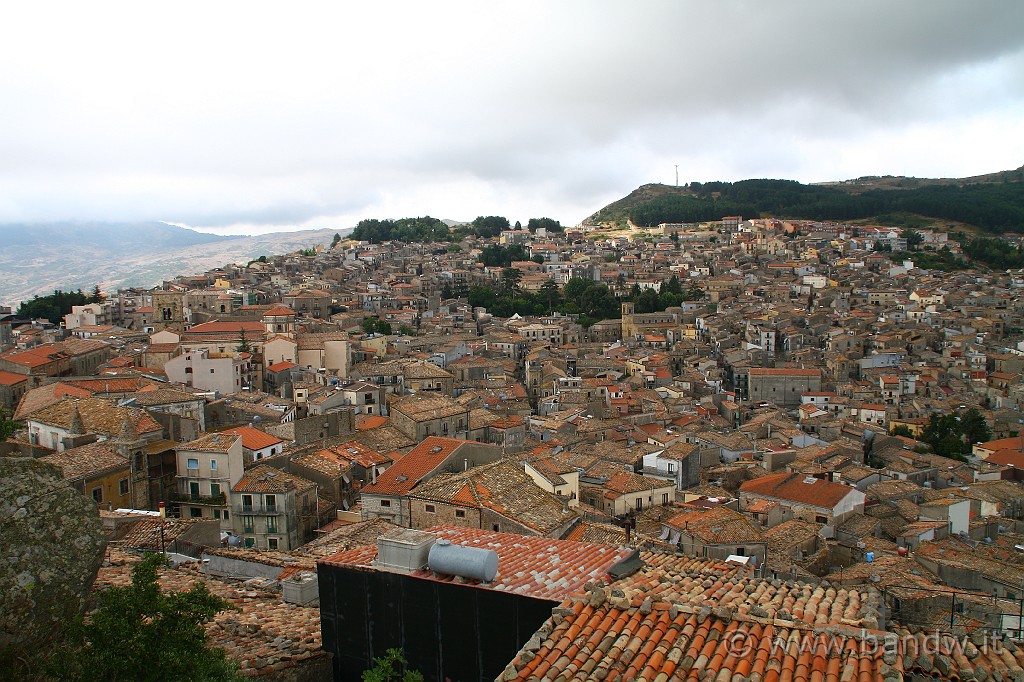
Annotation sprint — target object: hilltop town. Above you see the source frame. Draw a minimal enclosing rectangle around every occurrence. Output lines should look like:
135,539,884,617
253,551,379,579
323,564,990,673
4,216,1024,681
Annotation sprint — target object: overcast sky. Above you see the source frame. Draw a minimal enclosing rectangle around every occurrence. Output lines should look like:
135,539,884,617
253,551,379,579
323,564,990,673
2,1,1022,235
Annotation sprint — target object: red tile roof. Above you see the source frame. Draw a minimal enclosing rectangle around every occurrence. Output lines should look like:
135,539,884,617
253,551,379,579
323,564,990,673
266,360,298,372
740,472,858,509
0,370,27,386
220,426,284,452
748,368,821,377
360,436,472,496
320,526,634,601
185,321,265,335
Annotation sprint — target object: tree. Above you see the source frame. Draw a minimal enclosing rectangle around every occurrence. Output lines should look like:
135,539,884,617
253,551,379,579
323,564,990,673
527,217,562,233
470,216,510,238
540,280,561,313
501,268,522,293
889,424,915,439
0,407,21,440
88,285,103,303
362,648,422,682
52,553,239,681
331,232,342,248
235,329,253,354
902,229,924,250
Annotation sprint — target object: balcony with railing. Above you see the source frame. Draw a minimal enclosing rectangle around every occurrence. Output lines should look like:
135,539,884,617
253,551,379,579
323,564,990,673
235,504,284,515
171,491,226,506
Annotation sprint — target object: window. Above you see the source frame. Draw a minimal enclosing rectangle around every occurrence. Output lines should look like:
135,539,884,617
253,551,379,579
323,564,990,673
210,459,218,471
223,510,229,520
189,481,200,497
380,499,392,508
455,509,466,518
815,515,828,524
662,493,669,505
244,537,255,548
190,507,203,518
242,516,255,533
213,509,221,520
119,479,129,496
635,498,643,511
264,494,277,511
210,368,216,374
187,458,199,469
492,524,500,532
736,547,746,556
267,517,278,534
267,538,279,550
242,494,253,508
425,504,436,513
210,483,221,497
92,487,103,503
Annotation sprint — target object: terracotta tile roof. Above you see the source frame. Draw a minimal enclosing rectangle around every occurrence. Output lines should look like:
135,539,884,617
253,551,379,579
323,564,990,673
125,387,200,407
603,471,674,498
320,526,634,601
220,425,284,452
94,549,324,675
176,432,240,453
263,306,296,316
360,436,471,496
0,370,27,386
144,342,180,353
112,517,208,550
390,393,466,421
234,464,317,494
293,518,401,558
355,414,388,430
185,321,266,335
410,460,580,536
39,441,128,481
664,505,765,544
563,520,627,546
266,360,298,372
25,396,162,437
748,367,822,377
740,472,858,509
764,519,823,552
501,597,887,680
319,441,392,469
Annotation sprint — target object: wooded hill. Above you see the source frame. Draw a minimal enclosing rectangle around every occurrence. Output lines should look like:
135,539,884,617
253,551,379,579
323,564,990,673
586,166,1024,233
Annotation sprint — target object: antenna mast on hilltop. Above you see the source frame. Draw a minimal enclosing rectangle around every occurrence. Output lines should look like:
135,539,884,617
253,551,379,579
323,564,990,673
675,165,679,187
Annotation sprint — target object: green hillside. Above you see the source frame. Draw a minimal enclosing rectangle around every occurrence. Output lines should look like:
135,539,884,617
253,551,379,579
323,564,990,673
586,166,1024,233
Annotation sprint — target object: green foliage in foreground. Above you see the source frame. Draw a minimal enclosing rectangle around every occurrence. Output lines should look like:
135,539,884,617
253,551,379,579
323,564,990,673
362,648,423,682
50,553,240,682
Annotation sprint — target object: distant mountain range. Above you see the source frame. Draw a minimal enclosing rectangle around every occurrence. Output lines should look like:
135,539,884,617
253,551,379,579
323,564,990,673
586,165,1024,232
0,222,344,309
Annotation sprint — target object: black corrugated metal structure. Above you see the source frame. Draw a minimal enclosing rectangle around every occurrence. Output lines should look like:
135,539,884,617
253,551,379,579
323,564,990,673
318,564,556,682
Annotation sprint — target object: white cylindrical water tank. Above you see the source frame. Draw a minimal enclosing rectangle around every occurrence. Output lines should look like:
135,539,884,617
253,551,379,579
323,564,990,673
428,539,499,582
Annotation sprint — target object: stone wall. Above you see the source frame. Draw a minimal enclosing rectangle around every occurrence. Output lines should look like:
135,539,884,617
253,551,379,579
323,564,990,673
0,457,107,669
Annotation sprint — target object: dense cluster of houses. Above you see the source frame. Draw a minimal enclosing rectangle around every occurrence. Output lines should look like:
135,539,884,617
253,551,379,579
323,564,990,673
4,216,1024,681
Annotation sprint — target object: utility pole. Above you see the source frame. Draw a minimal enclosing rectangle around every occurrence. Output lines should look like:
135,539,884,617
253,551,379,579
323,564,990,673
675,165,679,187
